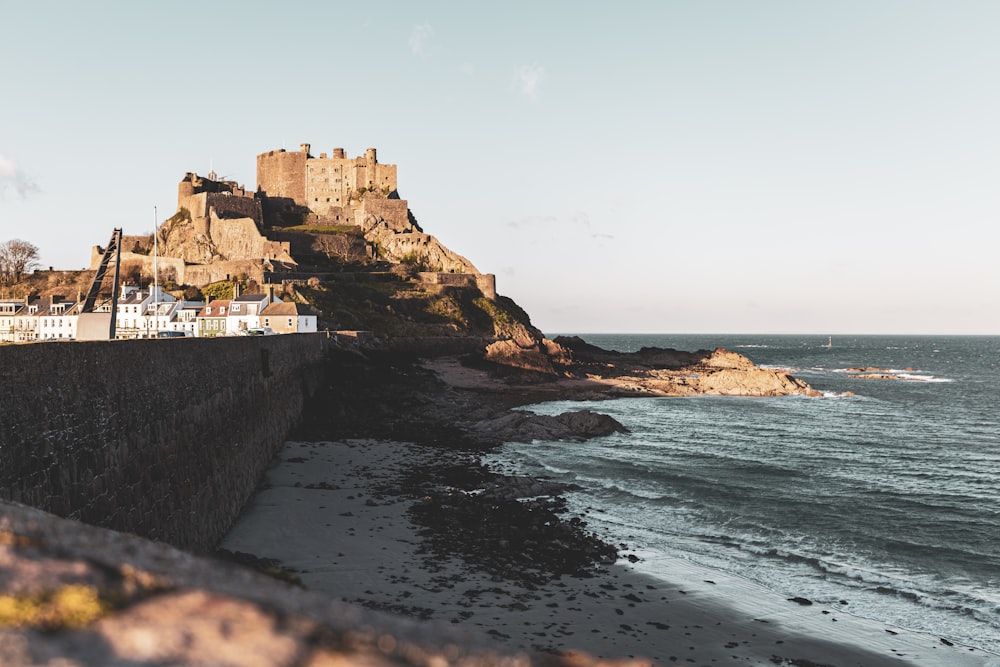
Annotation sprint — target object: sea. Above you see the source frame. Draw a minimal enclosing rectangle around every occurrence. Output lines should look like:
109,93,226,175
484,334,1000,654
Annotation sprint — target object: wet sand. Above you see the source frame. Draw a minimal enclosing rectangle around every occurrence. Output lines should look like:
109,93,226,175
221,438,996,666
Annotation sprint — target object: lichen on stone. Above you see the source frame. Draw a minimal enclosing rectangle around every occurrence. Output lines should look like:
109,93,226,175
0,584,109,629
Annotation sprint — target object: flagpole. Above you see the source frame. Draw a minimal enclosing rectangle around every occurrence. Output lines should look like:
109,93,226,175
153,206,159,338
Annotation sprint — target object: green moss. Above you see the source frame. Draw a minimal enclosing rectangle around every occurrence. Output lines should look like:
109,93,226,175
281,224,362,235
426,296,467,327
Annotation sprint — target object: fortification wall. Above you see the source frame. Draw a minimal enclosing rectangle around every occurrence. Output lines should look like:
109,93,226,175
206,192,262,223
257,149,307,205
181,259,265,286
107,253,264,287
0,334,329,553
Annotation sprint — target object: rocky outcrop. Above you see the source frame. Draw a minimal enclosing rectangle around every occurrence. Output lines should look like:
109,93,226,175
478,335,819,398
376,230,479,274
483,337,559,375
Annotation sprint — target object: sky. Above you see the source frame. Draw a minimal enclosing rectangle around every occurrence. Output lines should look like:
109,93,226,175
1,1,998,335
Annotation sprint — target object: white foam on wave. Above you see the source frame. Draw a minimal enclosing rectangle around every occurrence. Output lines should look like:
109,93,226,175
896,372,955,383
829,367,955,383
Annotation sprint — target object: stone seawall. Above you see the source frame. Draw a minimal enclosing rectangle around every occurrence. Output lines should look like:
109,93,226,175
0,334,329,553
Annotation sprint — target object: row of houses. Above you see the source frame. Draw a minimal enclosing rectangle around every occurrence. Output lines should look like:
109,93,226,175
0,285,318,342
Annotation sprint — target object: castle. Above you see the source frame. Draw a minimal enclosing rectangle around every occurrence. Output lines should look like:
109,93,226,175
258,144,398,220
93,143,493,297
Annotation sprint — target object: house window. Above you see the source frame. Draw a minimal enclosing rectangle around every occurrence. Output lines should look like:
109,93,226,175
288,318,293,327
231,304,240,313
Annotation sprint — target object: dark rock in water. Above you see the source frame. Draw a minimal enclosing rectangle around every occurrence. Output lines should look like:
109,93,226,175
472,409,629,443
479,475,571,500
788,596,813,606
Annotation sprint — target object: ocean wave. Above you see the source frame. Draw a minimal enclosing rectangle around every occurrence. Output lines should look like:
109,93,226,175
570,476,671,501
825,367,956,382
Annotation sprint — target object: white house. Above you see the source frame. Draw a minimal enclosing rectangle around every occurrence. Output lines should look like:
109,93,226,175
227,292,273,335
12,298,42,342
38,298,81,341
0,300,25,343
115,286,177,339
168,302,204,336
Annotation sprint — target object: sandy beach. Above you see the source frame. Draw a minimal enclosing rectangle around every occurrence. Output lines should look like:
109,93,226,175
221,437,997,666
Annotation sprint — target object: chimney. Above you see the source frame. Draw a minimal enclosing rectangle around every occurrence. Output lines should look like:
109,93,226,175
233,281,240,299
300,143,311,155
267,285,275,304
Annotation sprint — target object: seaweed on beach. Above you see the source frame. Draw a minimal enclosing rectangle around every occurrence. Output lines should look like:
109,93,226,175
409,487,618,585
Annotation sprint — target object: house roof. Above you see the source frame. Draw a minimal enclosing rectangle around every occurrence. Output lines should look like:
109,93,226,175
35,297,80,317
197,300,230,318
261,301,316,317
233,293,269,303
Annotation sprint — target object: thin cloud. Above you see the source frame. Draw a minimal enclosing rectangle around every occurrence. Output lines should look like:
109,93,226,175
569,211,592,228
504,214,557,229
409,23,433,57
512,63,544,100
0,155,39,198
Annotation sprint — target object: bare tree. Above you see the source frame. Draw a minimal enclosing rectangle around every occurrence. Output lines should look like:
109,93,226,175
0,239,41,285
314,234,358,269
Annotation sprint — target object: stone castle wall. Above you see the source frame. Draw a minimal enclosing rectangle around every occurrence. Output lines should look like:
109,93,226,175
417,272,497,300
257,144,397,221
101,252,266,287
256,149,308,208
0,334,329,553
205,191,262,222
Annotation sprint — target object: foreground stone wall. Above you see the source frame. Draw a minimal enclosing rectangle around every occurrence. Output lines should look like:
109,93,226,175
0,334,329,553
